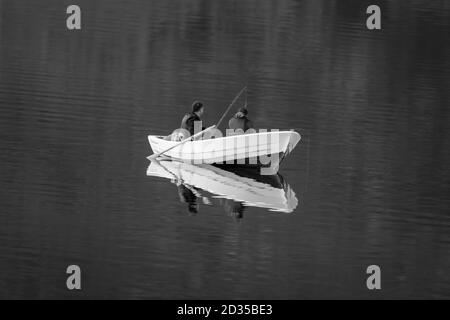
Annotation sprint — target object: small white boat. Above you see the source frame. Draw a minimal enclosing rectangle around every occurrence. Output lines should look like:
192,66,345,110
146,160,298,213
148,130,300,171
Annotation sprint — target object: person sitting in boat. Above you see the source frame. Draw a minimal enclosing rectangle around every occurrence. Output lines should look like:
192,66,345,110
228,107,254,134
181,101,205,137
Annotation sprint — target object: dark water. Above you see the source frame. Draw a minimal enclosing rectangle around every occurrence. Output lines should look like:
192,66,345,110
1,0,449,299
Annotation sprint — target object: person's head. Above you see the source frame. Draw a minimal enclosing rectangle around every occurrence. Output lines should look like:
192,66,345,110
235,107,248,118
192,101,204,117
238,107,248,115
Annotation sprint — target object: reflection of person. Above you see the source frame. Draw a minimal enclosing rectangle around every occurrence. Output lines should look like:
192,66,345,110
173,179,211,214
177,184,199,214
223,199,245,220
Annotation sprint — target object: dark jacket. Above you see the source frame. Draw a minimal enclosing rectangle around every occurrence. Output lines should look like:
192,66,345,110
181,112,201,136
228,113,254,132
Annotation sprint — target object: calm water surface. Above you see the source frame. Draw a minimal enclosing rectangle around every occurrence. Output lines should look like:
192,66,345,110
0,0,450,299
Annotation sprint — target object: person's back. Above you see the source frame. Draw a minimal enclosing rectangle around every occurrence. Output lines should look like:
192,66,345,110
181,101,205,136
228,107,253,133
180,112,200,136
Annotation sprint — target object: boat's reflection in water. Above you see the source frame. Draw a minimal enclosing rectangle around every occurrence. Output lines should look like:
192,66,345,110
147,160,298,218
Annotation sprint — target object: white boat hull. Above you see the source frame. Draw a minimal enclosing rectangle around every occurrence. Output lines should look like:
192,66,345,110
148,131,300,169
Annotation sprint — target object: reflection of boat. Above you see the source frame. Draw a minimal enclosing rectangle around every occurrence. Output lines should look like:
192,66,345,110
148,131,301,169
146,159,298,213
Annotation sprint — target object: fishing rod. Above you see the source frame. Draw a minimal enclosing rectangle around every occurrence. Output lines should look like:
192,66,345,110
216,86,247,128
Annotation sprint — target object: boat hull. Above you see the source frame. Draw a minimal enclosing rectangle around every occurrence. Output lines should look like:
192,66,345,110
148,131,300,171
